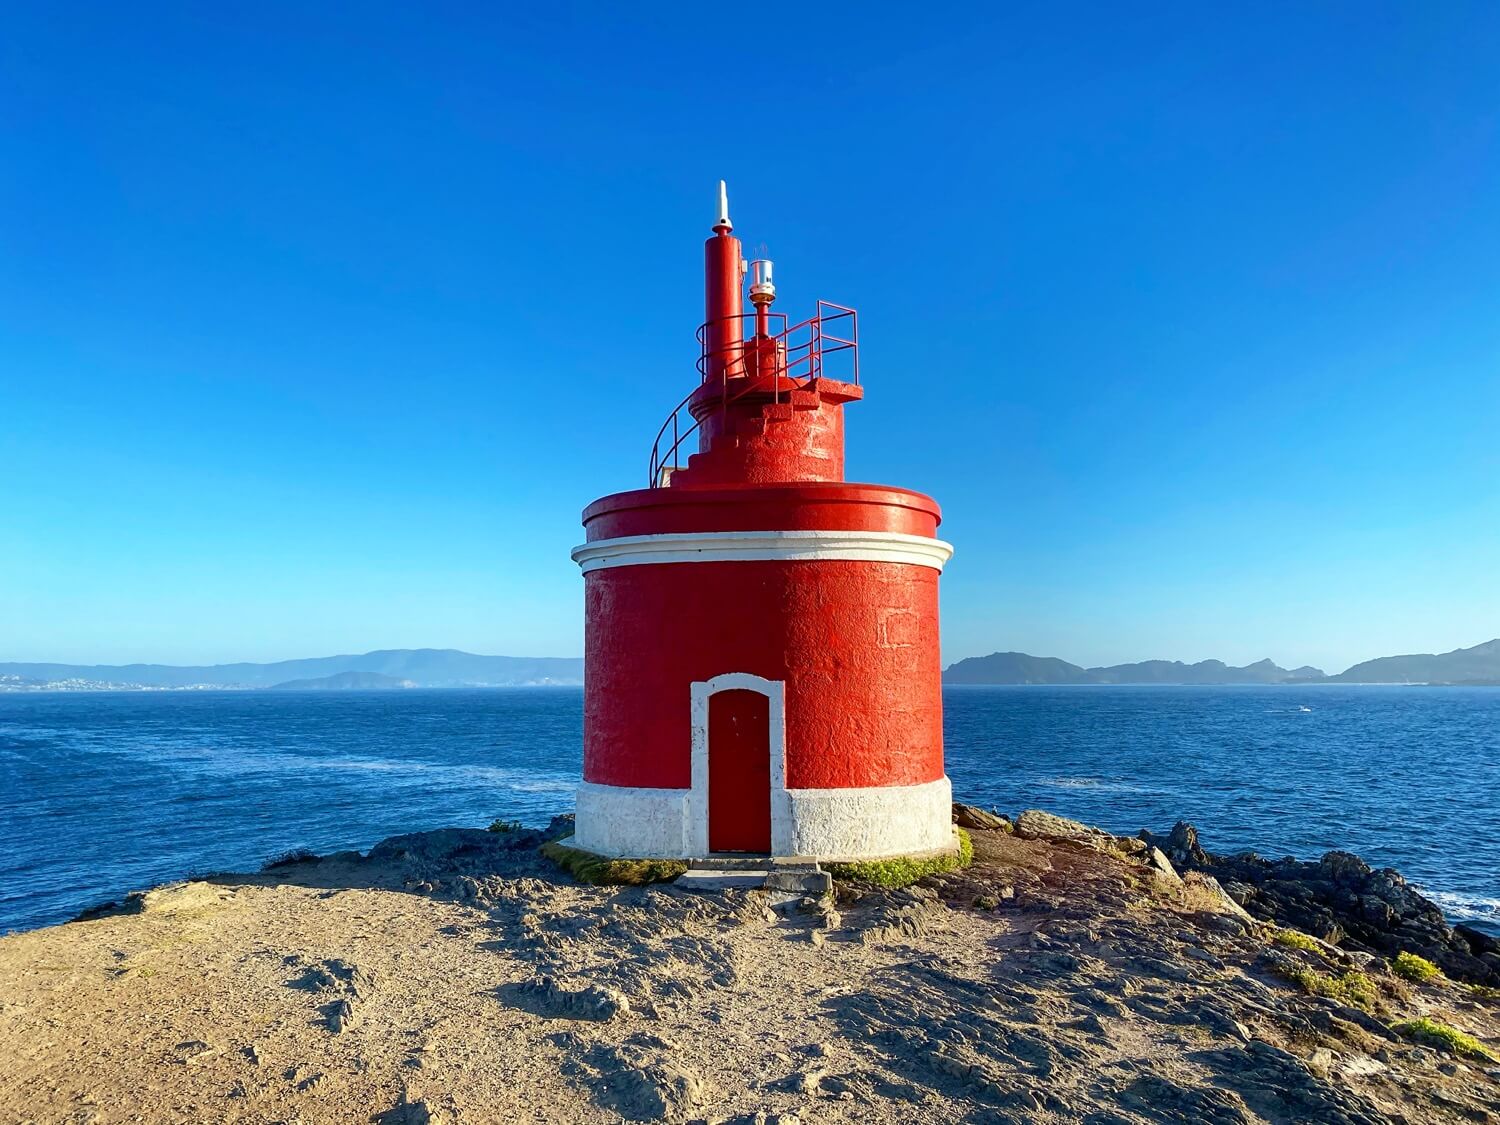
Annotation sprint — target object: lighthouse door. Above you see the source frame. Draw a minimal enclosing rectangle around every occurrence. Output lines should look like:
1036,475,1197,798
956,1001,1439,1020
707,689,772,852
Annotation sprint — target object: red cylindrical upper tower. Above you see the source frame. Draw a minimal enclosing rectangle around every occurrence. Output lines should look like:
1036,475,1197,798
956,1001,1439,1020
571,184,954,860
703,180,745,385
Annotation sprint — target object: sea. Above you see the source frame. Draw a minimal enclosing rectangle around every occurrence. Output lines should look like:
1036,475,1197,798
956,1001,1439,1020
3,685,1497,936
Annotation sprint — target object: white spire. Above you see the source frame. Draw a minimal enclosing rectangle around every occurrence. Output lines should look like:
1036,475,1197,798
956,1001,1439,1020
715,179,732,231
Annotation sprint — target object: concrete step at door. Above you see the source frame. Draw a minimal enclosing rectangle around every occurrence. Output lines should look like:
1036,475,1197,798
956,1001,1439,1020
678,858,831,895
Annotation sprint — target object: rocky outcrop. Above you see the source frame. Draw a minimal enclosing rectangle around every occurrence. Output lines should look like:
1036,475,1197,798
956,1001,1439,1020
1143,821,1500,986
1013,808,1116,848
4,809,1499,1123
1143,821,1208,868
951,802,1012,833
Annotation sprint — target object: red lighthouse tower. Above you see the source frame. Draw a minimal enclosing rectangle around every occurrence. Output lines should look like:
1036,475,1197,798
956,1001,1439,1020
571,184,954,861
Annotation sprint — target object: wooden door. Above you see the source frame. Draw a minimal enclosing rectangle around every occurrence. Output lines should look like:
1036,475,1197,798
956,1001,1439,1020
707,689,771,853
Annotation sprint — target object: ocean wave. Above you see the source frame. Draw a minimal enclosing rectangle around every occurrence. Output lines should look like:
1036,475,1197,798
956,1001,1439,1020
51,738,578,793
256,753,578,792
1417,887,1500,925
1039,777,1166,796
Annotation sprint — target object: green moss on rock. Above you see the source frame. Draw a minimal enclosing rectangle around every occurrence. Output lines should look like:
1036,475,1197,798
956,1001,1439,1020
1283,968,1380,1011
539,840,687,886
1269,927,1322,952
1391,951,1443,984
1391,1017,1496,1061
826,829,973,889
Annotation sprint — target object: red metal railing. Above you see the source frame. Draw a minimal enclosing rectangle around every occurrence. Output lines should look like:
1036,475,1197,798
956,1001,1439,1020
648,302,859,487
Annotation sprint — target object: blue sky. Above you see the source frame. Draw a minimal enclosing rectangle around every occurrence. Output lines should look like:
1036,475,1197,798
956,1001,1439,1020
3,3,1497,673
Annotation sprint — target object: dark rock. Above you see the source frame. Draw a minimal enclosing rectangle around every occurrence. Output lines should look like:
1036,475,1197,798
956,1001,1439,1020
1114,1071,1251,1123
1144,823,1500,986
1141,822,1208,868
1458,925,1500,957
1320,851,1372,884
70,898,135,922
261,848,320,870
1015,809,1111,845
952,803,1012,832
1356,896,1396,928
1197,1041,1390,1124
1200,912,1250,937
369,827,502,861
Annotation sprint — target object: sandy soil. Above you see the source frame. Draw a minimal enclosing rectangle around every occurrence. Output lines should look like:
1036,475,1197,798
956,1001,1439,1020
1,821,1496,1124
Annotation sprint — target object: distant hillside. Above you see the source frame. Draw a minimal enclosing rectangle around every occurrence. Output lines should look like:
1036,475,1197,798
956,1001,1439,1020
1086,657,1327,685
945,641,1500,685
271,671,416,691
9,639,1496,692
0,649,584,690
1328,638,1500,685
944,653,1327,685
942,653,1088,685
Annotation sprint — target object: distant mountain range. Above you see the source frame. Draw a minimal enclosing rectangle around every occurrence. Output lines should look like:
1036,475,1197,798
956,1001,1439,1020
0,649,583,691
943,653,1327,686
943,638,1500,686
1326,638,1500,685
271,671,418,691
4,639,1498,692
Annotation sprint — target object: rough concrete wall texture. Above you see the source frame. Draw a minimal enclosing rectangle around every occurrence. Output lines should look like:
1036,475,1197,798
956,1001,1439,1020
581,555,943,791
581,483,941,540
782,777,953,857
684,386,853,485
572,776,955,859
573,781,690,857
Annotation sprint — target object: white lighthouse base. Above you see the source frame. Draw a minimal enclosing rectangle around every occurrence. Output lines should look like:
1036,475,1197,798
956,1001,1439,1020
572,775,953,861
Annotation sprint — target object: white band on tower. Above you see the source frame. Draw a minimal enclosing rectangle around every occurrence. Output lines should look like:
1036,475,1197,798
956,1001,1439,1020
571,529,955,574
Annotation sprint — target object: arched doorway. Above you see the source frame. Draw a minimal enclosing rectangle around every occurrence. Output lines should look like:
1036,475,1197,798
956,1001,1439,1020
689,673,786,856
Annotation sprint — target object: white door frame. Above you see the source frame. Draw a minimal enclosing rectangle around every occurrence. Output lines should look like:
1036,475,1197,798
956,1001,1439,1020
688,673,789,855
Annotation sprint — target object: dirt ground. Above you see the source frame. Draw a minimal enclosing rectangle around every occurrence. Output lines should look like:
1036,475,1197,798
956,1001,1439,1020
1,822,1496,1124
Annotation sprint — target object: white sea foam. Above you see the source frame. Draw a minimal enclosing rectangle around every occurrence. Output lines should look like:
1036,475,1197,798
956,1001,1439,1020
64,737,577,793
283,755,577,792
1417,887,1500,925
1042,776,1164,796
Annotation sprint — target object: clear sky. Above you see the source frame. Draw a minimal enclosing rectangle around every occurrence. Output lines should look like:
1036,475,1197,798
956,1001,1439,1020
3,4,1498,674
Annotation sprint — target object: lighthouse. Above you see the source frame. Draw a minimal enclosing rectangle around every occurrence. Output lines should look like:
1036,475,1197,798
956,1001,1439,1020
570,184,954,861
